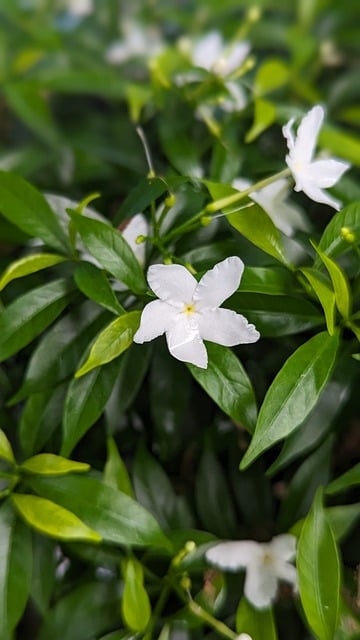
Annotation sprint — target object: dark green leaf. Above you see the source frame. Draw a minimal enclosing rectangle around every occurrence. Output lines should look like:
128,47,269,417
104,438,134,498
0,279,75,363
241,266,298,295
240,332,339,468
133,445,176,530
114,177,168,225
19,384,67,458
188,343,257,433
326,463,360,495
74,262,125,315
317,201,360,259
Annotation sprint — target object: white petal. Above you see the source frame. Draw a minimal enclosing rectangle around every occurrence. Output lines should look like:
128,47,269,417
194,257,244,310
198,308,260,346
275,562,298,590
307,158,350,188
270,534,297,562
147,263,197,307
225,41,250,73
133,300,176,343
206,541,262,570
301,183,342,210
293,105,324,164
122,213,148,266
166,320,207,368
193,32,222,70
244,563,278,609
282,118,295,153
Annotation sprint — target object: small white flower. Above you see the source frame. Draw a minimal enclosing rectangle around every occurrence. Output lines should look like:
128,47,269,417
282,105,350,210
206,534,297,609
133,256,260,369
66,0,93,17
192,31,250,77
121,213,148,267
232,177,309,236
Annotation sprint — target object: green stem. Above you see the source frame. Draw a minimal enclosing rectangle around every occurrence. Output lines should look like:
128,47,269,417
143,580,171,640
173,583,237,640
206,167,291,213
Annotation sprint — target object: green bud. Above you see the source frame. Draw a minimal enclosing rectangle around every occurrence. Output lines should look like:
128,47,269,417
340,226,356,243
200,215,212,226
135,234,146,244
165,193,176,208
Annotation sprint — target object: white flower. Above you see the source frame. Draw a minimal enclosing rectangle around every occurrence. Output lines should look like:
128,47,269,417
105,23,163,65
206,534,297,609
232,178,309,236
133,256,260,369
121,213,148,267
192,31,250,77
282,105,350,210
66,0,93,17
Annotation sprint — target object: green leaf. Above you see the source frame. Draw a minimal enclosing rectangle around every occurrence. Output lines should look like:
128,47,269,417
317,201,360,259
0,430,15,465
11,303,107,401
75,311,141,377
74,262,125,315
241,266,297,295
312,245,352,320
4,83,59,144
254,59,289,96
291,504,360,543
240,332,339,468
300,268,336,335
236,597,278,639
114,176,168,225
245,98,277,143
104,438,134,498
133,445,176,530
0,171,70,254
6,517,32,633
228,201,288,264
0,253,67,291
20,454,90,476
326,463,360,495
320,126,360,167
26,474,171,549
188,343,257,433
0,502,14,640
121,558,151,632
297,488,341,640
62,357,122,456
229,293,324,337
68,212,146,294
11,494,102,543
19,385,67,458
0,279,75,362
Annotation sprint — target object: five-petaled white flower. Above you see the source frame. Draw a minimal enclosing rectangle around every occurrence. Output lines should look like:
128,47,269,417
206,534,297,609
133,256,260,369
282,105,350,210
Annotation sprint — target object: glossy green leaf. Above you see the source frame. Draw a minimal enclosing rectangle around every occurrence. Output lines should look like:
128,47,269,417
20,454,90,476
188,343,257,433
236,597,277,639
75,311,141,377
27,474,171,549
229,293,324,337
245,98,277,143
74,262,125,315
68,212,146,294
326,462,360,495
0,430,15,465
11,493,102,543
133,445,176,530
121,558,151,632
62,357,122,456
241,266,297,295
0,279,75,363
104,438,134,498
300,268,336,335
6,517,32,633
317,201,360,259
0,171,70,254
228,201,288,264
114,176,168,225
254,59,289,96
291,503,360,543
240,332,339,468
297,488,341,640
30,534,56,615
313,245,352,320
19,384,67,458
11,304,107,402
0,253,67,291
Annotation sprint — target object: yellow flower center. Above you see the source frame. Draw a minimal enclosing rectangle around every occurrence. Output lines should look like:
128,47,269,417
262,552,274,566
183,303,196,316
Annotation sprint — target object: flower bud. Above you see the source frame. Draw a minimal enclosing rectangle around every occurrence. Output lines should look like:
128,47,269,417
340,226,356,243
165,193,176,208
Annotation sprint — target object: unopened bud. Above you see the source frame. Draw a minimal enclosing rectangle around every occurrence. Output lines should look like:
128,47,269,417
163,256,173,265
340,226,356,243
185,540,196,553
165,193,176,208
200,215,212,226
180,575,192,591
135,234,146,244
247,6,261,22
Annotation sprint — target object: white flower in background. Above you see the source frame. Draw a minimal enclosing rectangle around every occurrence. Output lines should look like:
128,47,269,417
232,177,309,236
121,213,148,267
282,105,350,210
237,635,253,640
105,22,163,65
133,256,260,368
66,0,93,17
192,31,250,77
206,534,297,609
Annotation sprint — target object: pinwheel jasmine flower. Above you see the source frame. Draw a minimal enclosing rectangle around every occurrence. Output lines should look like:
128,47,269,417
206,534,297,609
133,256,260,368
283,105,350,210
192,31,250,77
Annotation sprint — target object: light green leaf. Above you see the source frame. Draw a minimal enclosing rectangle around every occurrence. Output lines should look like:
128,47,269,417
104,438,134,498
320,126,360,167
254,59,289,96
236,597,277,639
240,332,339,468
317,201,360,259
0,279,75,362
300,268,336,335
188,343,257,433
313,244,351,320
297,488,341,640
11,494,102,543
75,311,141,377
74,262,125,315
228,202,288,264
0,171,70,254
121,558,151,632
326,463,360,495
20,454,90,476
0,430,15,465
68,212,146,294
0,253,67,291
245,98,277,143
